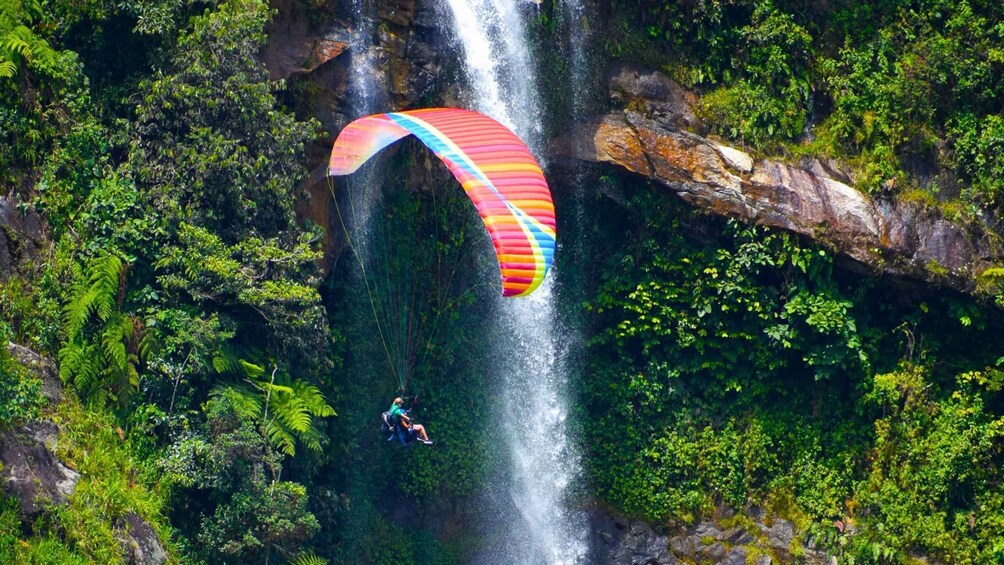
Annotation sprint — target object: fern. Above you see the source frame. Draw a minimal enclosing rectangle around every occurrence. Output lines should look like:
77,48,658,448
101,314,130,372
290,553,327,565
4,29,31,59
62,254,123,338
211,345,247,375
58,253,144,406
210,370,335,457
294,553,326,565
0,1,59,81
210,385,261,422
267,421,297,457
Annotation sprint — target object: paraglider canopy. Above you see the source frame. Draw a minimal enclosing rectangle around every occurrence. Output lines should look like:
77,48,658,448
327,108,556,297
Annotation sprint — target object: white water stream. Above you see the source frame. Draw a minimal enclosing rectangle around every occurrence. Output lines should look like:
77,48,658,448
340,1,592,560
439,1,588,562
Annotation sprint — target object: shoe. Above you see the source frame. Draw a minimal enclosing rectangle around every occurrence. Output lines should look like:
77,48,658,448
421,439,434,445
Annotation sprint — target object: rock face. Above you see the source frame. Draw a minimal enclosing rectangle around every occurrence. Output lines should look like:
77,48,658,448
7,342,62,404
0,345,168,564
0,420,80,524
266,0,445,274
589,508,833,565
266,0,442,133
118,511,169,565
0,194,47,280
556,65,1002,294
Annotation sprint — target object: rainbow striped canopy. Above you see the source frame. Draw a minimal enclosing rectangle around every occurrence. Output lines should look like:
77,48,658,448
328,108,556,297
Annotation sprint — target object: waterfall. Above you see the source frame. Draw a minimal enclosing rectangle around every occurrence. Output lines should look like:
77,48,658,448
341,0,387,247
439,2,588,562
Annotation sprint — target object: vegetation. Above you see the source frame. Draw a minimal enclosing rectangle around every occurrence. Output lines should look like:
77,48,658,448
2,1,338,561
3,0,1004,563
0,343,42,424
580,185,1004,562
603,0,1004,205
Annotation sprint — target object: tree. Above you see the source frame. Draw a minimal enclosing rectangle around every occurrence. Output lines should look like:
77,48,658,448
126,0,319,244
162,389,322,563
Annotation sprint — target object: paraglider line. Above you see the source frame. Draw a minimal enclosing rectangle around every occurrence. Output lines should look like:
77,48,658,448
327,176,407,390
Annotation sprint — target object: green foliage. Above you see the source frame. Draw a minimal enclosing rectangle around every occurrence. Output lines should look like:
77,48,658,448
950,113,1004,208
210,369,335,458
606,0,812,149
58,252,147,406
47,398,175,562
584,196,869,526
154,223,325,360
0,496,88,564
198,479,318,562
2,0,331,561
38,127,159,256
589,197,866,401
0,342,43,424
0,0,86,191
584,188,1004,562
0,1,58,80
0,274,61,352
127,0,319,242
808,1,1004,194
162,388,320,563
700,79,805,149
697,2,811,148
846,366,1004,561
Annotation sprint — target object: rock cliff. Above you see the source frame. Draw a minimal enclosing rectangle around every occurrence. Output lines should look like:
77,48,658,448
589,506,834,565
0,344,168,565
555,65,1002,294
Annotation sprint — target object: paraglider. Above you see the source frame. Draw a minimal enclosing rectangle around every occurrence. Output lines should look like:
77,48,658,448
327,108,556,297
382,397,433,446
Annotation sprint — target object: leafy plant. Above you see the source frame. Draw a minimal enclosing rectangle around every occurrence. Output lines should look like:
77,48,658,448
210,362,335,457
0,0,60,81
0,342,43,424
162,386,321,563
58,252,148,406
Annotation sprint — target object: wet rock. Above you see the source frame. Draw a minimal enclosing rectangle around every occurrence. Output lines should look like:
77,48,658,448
264,1,348,81
768,519,796,550
0,421,80,523
692,522,724,540
591,506,845,565
697,541,727,562
724,526,755,545
117,511,168,565
721,547,748,565
589,511,676,564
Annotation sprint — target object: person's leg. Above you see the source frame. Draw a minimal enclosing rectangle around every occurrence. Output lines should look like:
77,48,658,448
413,424,430,441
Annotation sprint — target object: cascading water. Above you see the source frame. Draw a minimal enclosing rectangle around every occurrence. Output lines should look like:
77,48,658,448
439,1,588,562
341,0,387,247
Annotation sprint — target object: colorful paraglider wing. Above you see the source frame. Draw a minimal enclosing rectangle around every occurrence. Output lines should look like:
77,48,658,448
328,108,556,297
327,115,413,175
